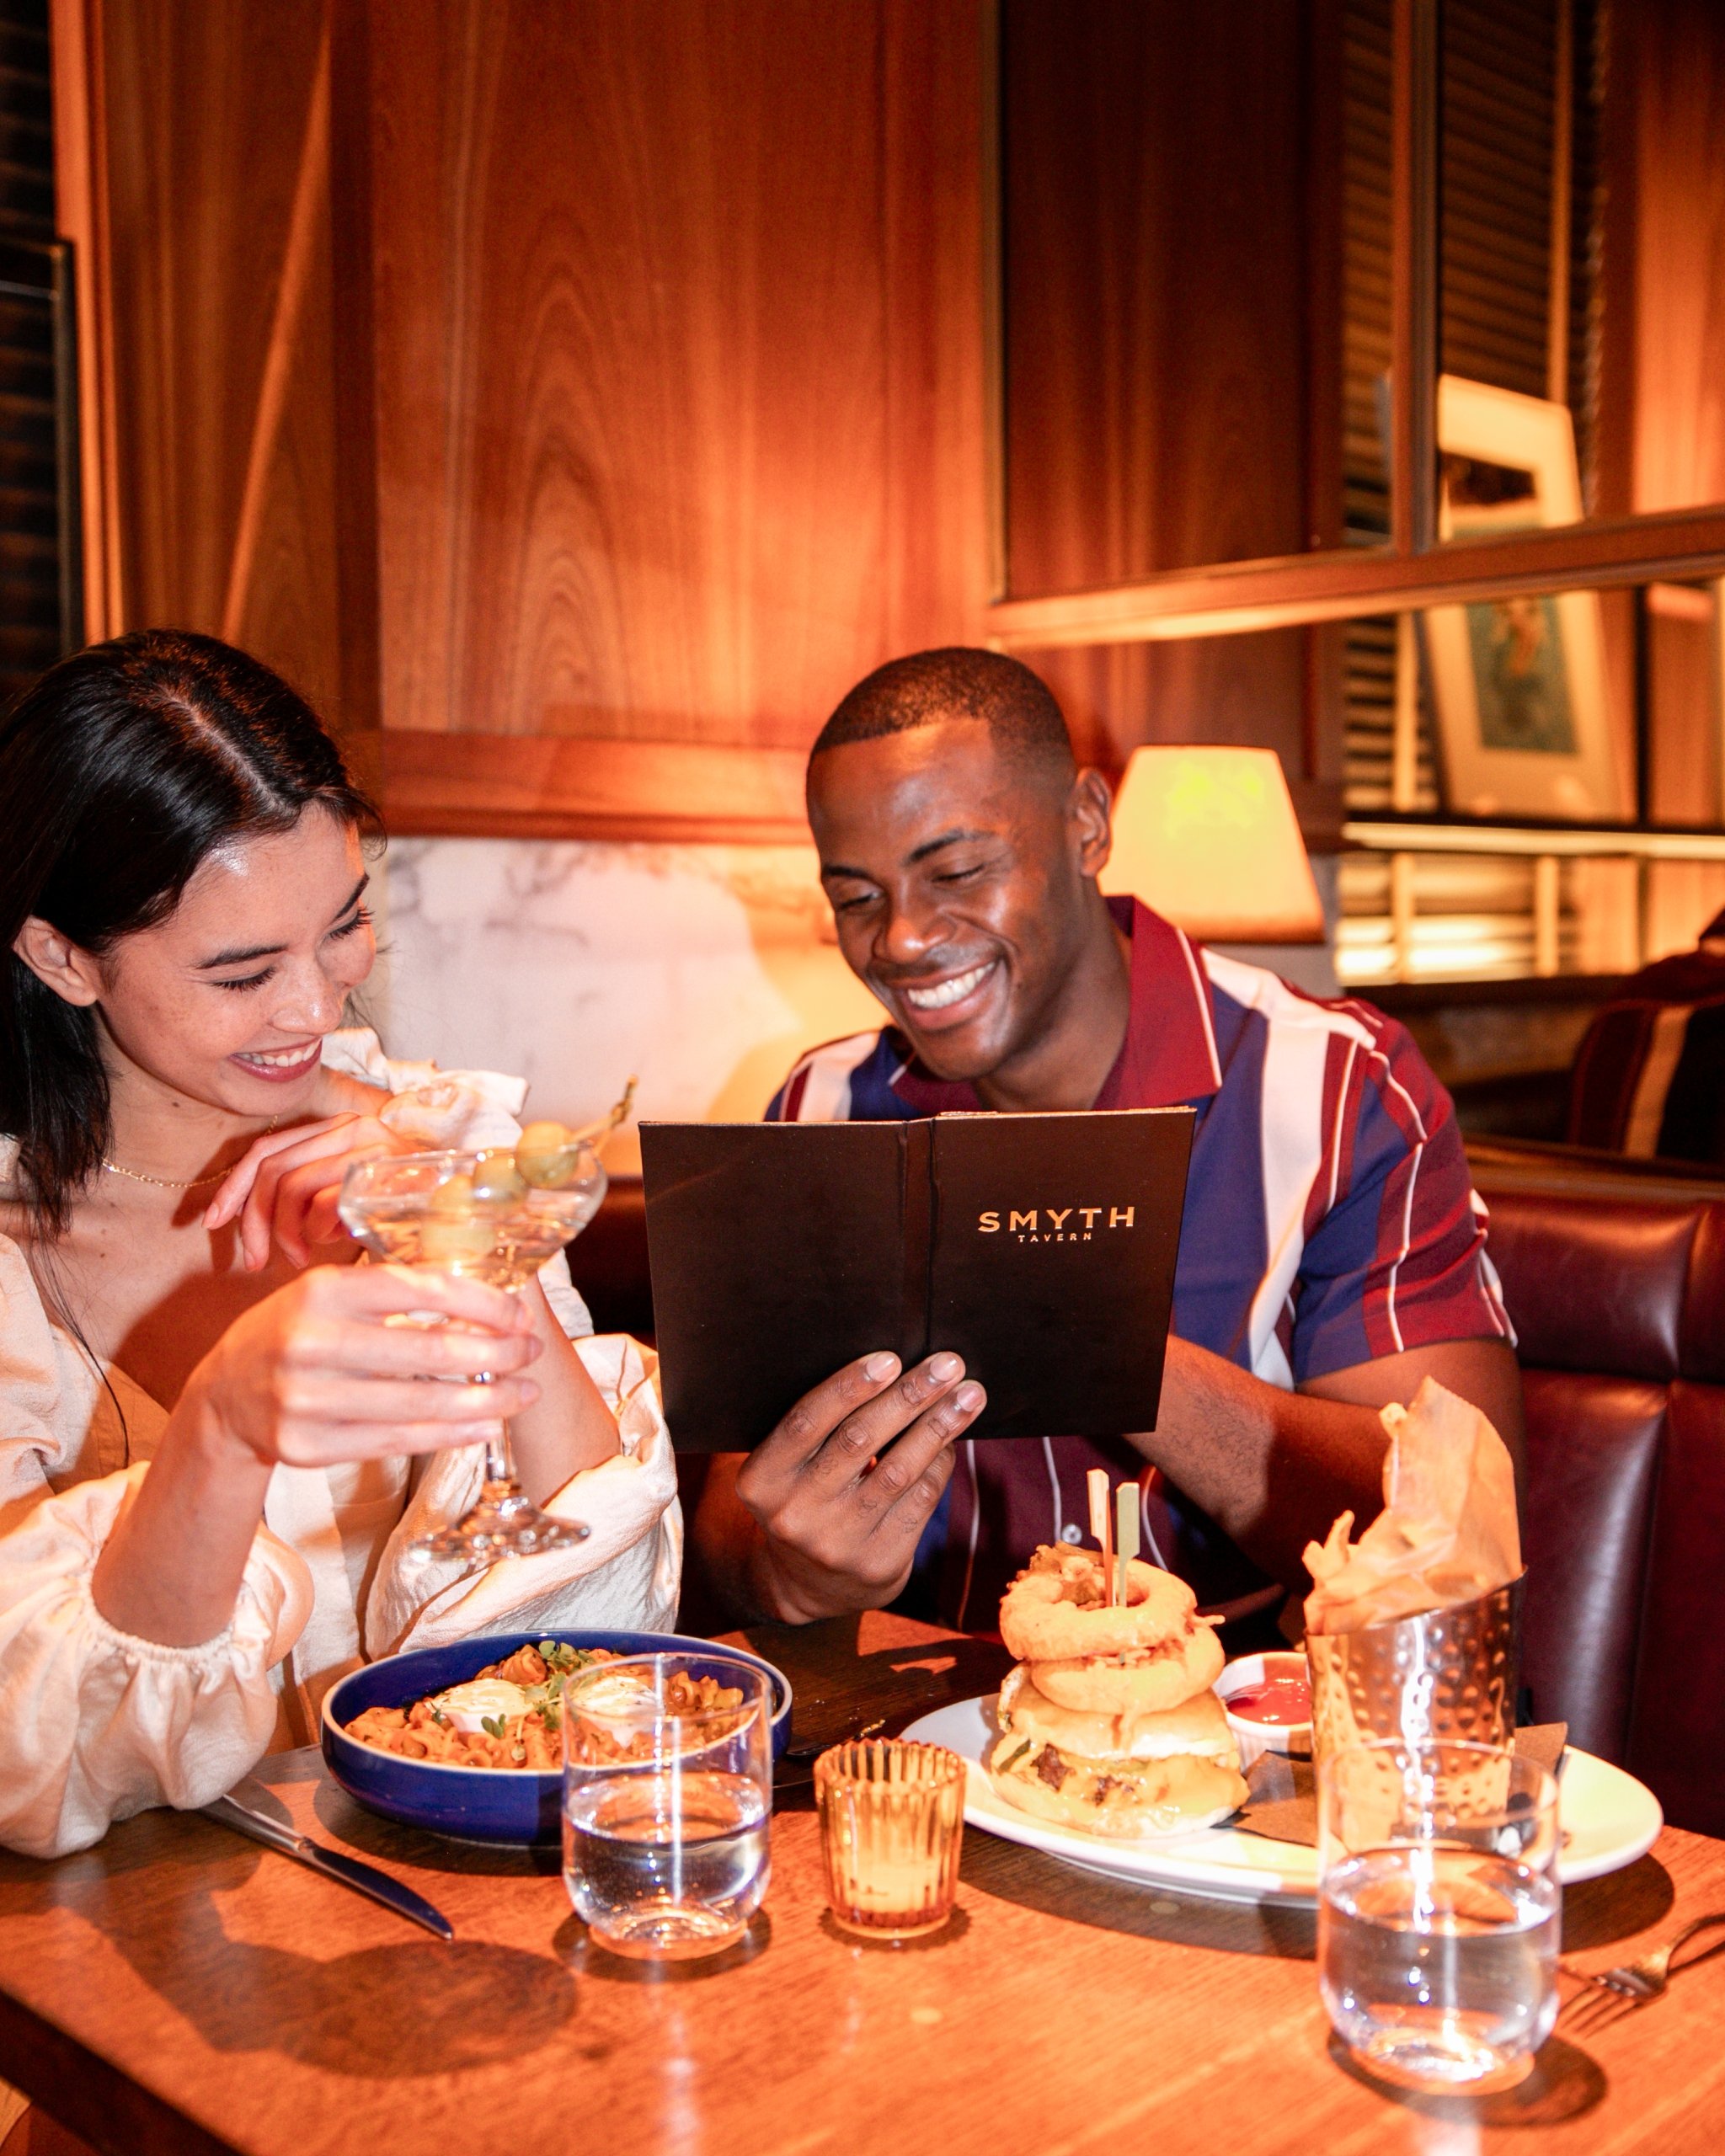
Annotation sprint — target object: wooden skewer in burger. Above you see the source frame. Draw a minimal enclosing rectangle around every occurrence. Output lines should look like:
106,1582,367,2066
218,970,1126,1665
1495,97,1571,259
986,1473,1248,1838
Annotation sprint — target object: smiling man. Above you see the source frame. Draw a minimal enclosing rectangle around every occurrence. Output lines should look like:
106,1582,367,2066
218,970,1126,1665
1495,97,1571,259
688,648,1524,1637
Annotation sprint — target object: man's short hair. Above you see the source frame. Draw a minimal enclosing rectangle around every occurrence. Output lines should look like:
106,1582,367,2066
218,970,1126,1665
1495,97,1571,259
809,648,1075,784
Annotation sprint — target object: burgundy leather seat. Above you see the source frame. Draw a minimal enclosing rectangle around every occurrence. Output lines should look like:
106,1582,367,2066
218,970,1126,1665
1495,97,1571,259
575,1176,654,1343
1472,1151,1725,1836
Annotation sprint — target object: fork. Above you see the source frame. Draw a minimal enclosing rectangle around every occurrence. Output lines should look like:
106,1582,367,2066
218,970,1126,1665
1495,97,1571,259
1562,1913,1725,2031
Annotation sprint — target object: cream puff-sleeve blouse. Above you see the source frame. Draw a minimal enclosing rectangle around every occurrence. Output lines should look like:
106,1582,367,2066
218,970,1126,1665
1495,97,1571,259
0,1029,681,1859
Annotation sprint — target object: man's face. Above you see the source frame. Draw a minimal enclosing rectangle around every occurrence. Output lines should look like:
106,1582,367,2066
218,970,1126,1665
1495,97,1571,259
807,719,1109,1083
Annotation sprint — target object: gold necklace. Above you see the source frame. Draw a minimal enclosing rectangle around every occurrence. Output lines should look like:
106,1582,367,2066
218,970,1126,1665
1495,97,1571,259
102,1118,281,1191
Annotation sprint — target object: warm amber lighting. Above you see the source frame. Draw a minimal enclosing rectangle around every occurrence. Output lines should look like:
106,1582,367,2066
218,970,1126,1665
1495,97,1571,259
1100,746,1326,943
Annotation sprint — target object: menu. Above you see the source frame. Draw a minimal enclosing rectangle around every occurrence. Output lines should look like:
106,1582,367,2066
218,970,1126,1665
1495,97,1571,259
639,1107,1194,1450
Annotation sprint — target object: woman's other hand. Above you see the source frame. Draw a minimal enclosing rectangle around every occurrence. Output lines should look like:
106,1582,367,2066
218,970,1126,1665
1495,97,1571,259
202,1113,405,1270
184,1262,542,1470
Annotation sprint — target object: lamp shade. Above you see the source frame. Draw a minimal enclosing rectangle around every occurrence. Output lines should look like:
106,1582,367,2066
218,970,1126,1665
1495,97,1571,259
1098,745,1326,943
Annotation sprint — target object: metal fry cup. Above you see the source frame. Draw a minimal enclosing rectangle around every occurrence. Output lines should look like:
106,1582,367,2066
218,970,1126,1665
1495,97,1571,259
1306,1573,1525,1764
814,1740,965,1940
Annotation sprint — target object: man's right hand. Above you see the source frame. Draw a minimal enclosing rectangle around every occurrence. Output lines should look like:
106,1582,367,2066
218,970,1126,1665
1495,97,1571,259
699,1351,985,1624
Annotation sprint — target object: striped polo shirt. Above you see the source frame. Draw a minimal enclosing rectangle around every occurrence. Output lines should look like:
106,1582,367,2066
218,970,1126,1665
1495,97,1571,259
766,896,1510,1635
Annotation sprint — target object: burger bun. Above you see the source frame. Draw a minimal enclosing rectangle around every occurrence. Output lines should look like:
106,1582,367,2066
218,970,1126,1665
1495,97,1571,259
986,1731,1247,1840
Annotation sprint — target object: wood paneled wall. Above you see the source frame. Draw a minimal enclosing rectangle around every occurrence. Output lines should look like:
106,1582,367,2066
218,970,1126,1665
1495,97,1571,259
999,0,1340,803
1627,0,1725,518
55,0,1725,846
1001,0,1328,595
56,0,989,836
71,1,354,718
373,2,884,747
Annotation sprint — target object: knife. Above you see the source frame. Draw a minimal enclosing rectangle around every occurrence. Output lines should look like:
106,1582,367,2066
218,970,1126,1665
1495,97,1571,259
201,1792,456,1941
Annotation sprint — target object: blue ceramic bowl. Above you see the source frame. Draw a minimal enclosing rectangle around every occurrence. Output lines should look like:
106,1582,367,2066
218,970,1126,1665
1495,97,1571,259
322,1630,793,1847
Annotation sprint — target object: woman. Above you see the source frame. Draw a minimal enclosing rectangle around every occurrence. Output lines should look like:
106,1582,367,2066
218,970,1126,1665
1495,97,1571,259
0,631,678,1860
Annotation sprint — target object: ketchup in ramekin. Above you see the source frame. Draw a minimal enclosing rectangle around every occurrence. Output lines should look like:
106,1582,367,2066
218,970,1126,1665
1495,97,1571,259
1224,1671,1312,1726
1218,1650,1314,1766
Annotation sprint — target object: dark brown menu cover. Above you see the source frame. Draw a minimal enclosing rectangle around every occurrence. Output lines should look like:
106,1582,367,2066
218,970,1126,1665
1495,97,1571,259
639,1107,1194,1451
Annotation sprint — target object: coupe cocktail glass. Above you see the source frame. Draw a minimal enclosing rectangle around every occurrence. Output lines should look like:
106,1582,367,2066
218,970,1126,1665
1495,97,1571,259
339,1141,607,1561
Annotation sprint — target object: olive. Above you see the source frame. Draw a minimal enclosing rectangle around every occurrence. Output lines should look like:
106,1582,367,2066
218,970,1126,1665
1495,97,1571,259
419,1214,497,1266
515,1119,583,1189
470,1149,527,1203
428,1171,478,1215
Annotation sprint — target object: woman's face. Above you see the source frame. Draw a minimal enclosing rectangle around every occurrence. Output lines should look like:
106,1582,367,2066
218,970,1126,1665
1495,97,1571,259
88,807,376,1117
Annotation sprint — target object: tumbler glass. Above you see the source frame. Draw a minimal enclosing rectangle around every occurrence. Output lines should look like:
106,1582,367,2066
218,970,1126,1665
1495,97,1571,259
561,1654,772,1961
1317,1738,1560,2092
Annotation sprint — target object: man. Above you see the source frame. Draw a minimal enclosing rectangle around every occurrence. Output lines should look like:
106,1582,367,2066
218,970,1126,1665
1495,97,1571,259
1567,906,1725,1162
690,648,1523,1636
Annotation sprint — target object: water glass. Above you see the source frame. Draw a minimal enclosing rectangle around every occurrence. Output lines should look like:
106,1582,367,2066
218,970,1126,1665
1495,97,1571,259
1317,1739,1560,2093
815,1740,965,1940
561,1653,772,1961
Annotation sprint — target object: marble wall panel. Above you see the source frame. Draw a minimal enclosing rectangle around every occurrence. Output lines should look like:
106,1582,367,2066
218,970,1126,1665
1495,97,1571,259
369,838,883,1166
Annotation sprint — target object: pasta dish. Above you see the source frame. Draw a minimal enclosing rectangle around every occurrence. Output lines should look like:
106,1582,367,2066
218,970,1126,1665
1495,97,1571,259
344,1641,745,1770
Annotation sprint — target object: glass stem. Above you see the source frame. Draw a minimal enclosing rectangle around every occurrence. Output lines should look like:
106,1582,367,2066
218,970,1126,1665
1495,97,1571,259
484,1422,518,1492
483,1278,530,1492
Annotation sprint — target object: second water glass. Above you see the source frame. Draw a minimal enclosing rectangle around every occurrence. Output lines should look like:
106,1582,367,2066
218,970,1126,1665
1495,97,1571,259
1317,1738,1560,2092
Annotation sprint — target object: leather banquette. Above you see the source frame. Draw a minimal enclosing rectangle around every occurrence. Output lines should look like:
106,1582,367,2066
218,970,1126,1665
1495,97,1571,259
1468,1145,1725,1836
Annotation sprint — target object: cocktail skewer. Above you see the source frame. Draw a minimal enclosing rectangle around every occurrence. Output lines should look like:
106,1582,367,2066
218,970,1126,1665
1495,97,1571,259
1088,1466,1114,1605
569,1075,637,1146
1115,1481,1140,1608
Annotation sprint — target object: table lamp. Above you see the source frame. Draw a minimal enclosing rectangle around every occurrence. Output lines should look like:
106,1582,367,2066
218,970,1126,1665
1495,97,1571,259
1098,745,1326,943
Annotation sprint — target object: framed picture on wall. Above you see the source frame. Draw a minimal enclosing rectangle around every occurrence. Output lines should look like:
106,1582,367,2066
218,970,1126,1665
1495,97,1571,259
1422,376,1627,821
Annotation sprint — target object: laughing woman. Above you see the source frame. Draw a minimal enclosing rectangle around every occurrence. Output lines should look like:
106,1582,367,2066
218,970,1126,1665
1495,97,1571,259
0,632,678,1859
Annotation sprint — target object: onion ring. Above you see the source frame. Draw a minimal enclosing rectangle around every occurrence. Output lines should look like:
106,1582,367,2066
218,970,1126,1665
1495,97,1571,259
999,1544,1197,1663
1027,1623,1226,1715
999,1663,1237,1763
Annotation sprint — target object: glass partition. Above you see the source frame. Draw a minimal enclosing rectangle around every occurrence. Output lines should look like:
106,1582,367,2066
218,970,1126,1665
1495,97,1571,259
1435,0,1725,536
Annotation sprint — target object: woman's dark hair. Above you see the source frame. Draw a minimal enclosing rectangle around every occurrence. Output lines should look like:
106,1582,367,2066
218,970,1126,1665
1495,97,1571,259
0,629,380,1235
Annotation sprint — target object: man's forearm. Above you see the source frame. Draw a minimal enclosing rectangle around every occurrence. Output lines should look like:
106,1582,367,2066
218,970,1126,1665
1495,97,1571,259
688,1454,835,1626
686,1449,928,1627
1130,1337,1391,1593
1134,1334,1525,1596
685,1455,772,1624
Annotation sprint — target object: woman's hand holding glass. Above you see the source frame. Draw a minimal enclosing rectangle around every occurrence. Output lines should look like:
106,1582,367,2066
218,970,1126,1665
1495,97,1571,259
183,1262,542,1470
90,1264,544,1652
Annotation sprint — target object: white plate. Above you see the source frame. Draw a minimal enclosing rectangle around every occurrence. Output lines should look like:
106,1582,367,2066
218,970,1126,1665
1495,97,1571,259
901,1694,1664,1909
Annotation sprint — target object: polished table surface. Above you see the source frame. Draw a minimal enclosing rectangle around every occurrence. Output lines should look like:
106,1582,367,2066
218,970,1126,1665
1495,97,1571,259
2,1611,1723,2156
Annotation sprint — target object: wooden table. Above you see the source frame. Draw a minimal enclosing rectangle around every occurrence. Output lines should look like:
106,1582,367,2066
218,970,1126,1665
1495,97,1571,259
2,1612,1722,2156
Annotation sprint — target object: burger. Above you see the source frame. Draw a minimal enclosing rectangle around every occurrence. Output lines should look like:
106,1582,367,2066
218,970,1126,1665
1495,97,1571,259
986,1544,1247,1838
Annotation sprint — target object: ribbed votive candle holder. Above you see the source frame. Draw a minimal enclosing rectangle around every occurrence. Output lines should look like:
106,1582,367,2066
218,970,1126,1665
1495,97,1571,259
814,1739,965,1940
